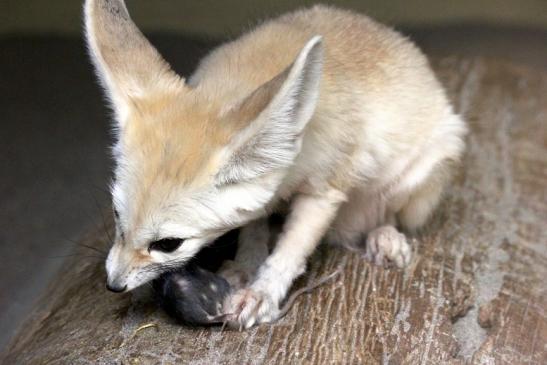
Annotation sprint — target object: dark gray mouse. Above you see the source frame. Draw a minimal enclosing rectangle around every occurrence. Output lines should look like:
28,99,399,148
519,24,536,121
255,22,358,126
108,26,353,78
153,223,342,327
154,261,343,327
154,262,231,326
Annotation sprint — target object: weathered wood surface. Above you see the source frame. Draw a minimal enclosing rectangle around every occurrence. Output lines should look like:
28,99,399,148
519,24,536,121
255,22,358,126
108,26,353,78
2,58,546,364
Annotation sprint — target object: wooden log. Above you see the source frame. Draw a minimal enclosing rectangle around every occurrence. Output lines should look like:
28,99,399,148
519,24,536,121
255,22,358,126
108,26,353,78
2,57,546,364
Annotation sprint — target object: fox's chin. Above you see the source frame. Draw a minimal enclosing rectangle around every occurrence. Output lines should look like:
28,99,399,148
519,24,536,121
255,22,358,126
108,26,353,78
106,273,159,293
129,275,160,291
118,279,148,293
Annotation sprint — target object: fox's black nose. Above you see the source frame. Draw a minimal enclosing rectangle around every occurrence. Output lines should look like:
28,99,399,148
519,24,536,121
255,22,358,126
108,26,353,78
106,283,127,293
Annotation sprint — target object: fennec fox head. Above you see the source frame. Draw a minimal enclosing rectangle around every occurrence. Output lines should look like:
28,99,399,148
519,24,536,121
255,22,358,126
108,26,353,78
85,0,323,292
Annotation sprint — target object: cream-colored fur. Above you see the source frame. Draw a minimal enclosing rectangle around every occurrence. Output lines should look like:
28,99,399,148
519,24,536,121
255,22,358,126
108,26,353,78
85,1,466,328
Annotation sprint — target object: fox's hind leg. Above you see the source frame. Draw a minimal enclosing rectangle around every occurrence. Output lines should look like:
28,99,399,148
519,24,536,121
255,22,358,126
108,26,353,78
366,162,450,266
329,163,448,267
328,194,412,268
396,163,448,232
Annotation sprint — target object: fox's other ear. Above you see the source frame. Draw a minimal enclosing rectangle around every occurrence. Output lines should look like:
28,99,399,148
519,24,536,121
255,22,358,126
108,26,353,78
84,0,184,125
216,36,323,185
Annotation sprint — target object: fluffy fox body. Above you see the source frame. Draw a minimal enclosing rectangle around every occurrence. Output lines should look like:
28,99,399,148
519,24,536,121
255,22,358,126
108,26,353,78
85,0,466,328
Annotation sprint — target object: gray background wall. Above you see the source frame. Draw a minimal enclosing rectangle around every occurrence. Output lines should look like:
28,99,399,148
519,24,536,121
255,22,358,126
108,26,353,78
3,0,547,37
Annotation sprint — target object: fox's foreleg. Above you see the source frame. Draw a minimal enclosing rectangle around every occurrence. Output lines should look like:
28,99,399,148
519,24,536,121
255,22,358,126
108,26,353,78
224,188,346,328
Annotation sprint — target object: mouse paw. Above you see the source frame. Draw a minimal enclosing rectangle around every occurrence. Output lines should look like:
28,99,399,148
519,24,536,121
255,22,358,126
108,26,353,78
223,287,280,329
364,225,411,268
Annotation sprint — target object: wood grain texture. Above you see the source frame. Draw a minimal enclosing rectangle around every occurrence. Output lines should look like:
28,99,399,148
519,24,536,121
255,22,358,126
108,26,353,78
2,58,546,364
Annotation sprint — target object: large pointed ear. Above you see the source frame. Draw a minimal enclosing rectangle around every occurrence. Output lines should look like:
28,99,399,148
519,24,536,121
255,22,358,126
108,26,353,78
216,36,323,185
84,0,184,124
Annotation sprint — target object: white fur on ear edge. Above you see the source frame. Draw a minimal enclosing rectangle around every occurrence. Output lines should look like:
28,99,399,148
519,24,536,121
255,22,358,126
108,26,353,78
216,36,324,185
267,35,324,132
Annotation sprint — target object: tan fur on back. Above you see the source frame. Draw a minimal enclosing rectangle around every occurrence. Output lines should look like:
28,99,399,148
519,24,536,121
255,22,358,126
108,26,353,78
187,6,454,199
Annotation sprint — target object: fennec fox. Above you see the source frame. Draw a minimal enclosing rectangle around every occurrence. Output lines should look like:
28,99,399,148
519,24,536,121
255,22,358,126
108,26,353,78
85,0,466,328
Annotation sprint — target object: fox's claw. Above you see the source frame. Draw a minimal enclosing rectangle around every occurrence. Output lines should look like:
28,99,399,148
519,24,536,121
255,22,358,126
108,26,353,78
223,287,280,329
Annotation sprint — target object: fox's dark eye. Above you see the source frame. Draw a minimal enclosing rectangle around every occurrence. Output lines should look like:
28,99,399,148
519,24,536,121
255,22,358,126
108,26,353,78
148,238,184,253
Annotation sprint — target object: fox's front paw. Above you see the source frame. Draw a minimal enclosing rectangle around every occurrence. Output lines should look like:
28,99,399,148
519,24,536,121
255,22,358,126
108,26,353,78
223,287,280,329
